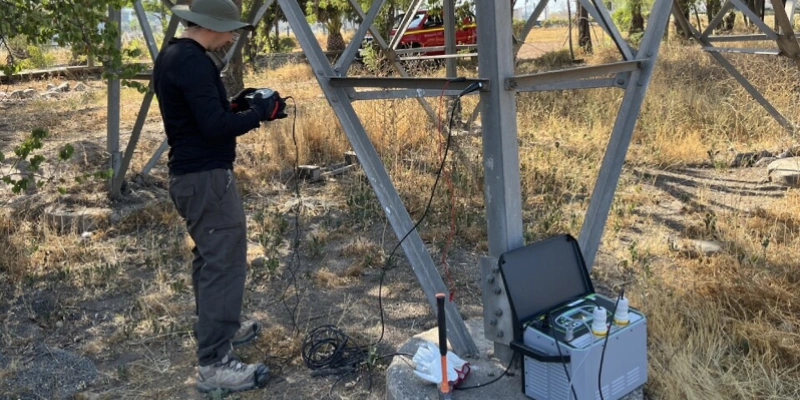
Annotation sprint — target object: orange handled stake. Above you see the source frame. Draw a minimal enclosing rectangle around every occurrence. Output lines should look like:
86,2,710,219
436,293,452,398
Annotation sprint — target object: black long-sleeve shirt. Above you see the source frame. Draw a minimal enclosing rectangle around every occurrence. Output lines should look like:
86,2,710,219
153,38,261,175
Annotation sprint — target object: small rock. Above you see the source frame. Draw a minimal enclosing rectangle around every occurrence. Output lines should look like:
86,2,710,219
22,88,37,99
9,90,25,99
692,240,721,255
47,83,56,91
109,212,122,225
56,321,64,328
74,82,88,92
75,392,101,400
251,256,268,269
80,231,93,241
754,156,777,168
53,82,70,92
767,157,800,187
777,145,800,159
681,239,722,258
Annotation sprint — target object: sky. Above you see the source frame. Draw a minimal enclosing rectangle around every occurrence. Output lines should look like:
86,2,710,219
514,0,571,17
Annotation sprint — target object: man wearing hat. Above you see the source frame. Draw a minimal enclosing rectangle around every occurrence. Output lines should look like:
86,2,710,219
153,0,286,393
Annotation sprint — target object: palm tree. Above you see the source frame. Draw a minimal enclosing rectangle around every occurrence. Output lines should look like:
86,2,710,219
307,0,348,52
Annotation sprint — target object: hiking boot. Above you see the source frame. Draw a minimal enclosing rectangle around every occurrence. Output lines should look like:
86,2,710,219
196,354,269,393
232,319,262,347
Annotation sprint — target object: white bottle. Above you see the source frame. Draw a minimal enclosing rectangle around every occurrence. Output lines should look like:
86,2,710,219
614,297,630,326
591,306,608,337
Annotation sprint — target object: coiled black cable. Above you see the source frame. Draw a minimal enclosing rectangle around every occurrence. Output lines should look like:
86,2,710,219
302,325,367,373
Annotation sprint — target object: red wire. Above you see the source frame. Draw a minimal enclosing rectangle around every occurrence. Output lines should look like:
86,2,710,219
437,83,457,302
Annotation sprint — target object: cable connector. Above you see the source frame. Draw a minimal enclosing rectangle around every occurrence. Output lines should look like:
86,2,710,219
613,297,630,325
565,322,575,342
460,81,483,96
591,306,608,337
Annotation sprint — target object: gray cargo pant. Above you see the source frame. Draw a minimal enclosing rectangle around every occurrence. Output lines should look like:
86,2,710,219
168,168,247,367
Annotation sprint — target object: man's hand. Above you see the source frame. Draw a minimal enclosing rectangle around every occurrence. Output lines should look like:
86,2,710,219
230,88,257,112
250,90,288,122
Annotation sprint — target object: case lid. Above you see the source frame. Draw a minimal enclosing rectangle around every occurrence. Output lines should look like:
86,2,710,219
498,234,595,326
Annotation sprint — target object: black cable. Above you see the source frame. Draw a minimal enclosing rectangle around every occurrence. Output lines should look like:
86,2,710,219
598,288,624,400
375,92,456,344
454,354,514,391
279,96,302,334
304,82,481,398
376,82,480,346
302,325,367,371
302,325,372,399
328,369,355,399
551,314,579,400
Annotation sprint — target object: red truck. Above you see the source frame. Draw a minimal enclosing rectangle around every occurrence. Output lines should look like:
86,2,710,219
358,9,477,60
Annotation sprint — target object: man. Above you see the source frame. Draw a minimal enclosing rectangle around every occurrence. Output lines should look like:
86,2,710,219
153,0,286,393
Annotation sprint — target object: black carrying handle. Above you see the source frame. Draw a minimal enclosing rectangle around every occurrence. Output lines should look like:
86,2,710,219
436,294,447,357
511,340,571,363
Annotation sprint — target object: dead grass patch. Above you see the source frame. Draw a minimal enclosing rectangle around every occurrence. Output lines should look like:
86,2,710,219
0,213,31,279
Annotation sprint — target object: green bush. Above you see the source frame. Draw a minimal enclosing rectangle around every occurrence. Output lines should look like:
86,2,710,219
19,45,56,70
278,37,296,53
612,8,632,33
513,18,526,37
123,39,147,61
542,18,568,28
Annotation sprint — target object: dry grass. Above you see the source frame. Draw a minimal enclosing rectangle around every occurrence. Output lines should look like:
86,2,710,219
232,41,800,398
4,21,800,399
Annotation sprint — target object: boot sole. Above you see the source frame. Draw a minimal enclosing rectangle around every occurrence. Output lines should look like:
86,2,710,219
232,321,262,347
196,364,269,393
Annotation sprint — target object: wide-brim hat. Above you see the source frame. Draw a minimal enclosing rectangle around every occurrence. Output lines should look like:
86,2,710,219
172,0,254,32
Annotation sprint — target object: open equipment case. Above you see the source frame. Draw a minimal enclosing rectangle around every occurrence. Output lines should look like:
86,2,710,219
498,234,647,400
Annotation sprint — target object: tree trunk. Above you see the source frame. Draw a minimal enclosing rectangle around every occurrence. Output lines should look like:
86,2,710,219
221,0,245,95
670,0,691,37
326,17,346,52
271,13,280,52
743,0,765,27
567,0,574,59
630,0,644,34
724,11,736,30
578,5,592,53
706,0,721,28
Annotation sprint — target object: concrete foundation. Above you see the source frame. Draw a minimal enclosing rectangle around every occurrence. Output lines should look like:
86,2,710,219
386,318,644,400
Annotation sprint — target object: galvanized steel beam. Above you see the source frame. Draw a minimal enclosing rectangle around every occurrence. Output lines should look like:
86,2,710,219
578,0,673,270
277,0,478,356
476,0,524,364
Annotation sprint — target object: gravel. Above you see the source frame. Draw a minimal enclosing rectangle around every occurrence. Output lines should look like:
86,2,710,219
1,348,97,399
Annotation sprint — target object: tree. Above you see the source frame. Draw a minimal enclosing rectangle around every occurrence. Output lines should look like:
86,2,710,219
0,0,140,79
743,0,765,27
221,0,245,94
706,0,721,27
628,0,644,34
578,4,592,53
0,1,129,194
673,0,692,37
305,0,350,52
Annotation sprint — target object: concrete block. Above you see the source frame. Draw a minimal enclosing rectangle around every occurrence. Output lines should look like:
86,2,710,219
345,151,359,165
44,206,111,233
298,165,322,182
